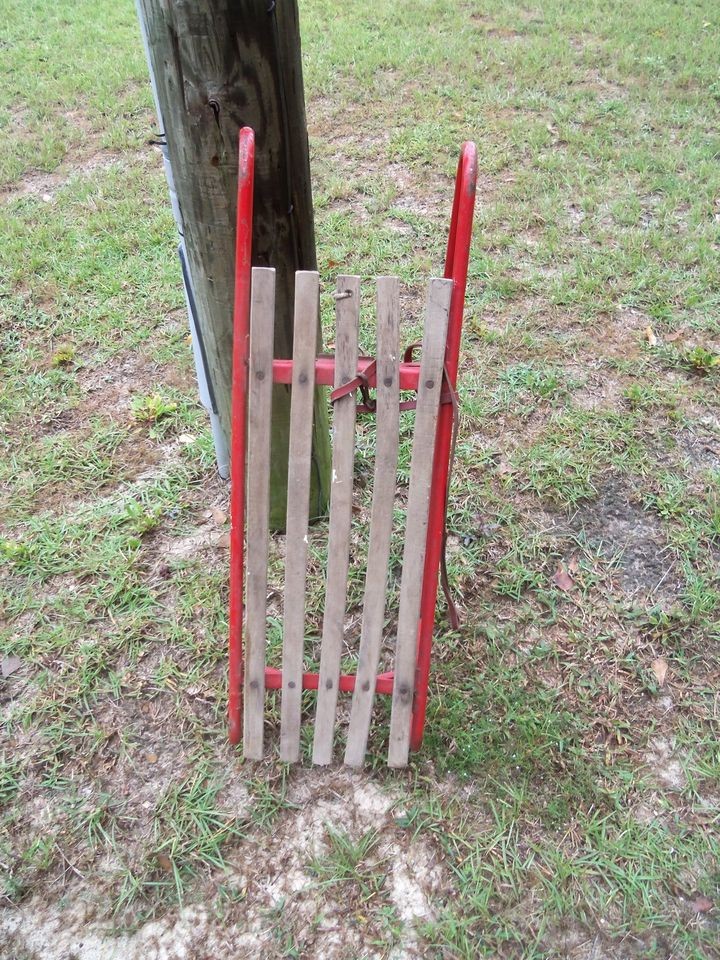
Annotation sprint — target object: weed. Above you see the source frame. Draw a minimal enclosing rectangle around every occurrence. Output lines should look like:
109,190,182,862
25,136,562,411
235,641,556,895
130,392,179,423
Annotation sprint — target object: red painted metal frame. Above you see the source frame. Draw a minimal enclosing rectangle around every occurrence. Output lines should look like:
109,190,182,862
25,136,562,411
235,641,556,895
264,668,394,695
228,129,477,752
410,142,477,751
228,127,255,744
271,356,421,389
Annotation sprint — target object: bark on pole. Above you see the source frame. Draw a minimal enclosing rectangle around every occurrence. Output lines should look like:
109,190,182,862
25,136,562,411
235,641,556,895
136,0,331,529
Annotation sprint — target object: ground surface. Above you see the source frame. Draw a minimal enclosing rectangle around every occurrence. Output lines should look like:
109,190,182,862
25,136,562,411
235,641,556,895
1,0,719,957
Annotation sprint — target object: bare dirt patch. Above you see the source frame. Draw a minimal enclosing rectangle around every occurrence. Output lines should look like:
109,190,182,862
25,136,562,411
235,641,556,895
0,771,446,960
542,921,655,960
677,419,720,472
644,736,686,792
569,477,683,602
1,146,159,202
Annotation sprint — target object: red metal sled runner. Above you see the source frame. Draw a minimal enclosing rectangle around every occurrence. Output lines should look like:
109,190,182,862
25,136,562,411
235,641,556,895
228,127,477,765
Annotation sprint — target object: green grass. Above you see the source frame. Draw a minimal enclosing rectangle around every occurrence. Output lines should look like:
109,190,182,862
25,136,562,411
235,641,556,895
1,0,719,957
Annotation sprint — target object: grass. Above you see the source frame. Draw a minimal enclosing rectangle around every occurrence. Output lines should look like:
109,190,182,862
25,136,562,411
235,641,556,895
1,0,719,957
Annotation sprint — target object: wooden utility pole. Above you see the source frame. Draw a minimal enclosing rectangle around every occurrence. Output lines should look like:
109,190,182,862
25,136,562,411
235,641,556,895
136,0,331,528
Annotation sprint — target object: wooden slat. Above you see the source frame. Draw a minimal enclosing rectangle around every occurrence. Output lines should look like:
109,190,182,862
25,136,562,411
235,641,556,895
388,278,452,768
279,271,320,762
344,277,401,767
243,268,276,760
312,276,361,765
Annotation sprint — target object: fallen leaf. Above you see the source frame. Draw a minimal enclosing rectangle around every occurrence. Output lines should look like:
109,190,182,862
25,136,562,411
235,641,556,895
177,433,196,444
1,656,22,678
211,506,227,525
156,853,174,873
553,564,574,591
651,657,668,687
146,752,158,764
644,325,658,347
691,895,713,913
665,327,687,342
568,556,580,575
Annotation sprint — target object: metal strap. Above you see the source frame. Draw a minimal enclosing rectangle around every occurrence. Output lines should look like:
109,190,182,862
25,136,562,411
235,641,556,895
330,359,377,411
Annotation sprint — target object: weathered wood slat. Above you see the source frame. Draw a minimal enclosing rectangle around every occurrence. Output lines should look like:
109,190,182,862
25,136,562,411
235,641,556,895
243,268,276,760
344,277,401,767
312,277,361,765
387,278,452,768
279,271,320,762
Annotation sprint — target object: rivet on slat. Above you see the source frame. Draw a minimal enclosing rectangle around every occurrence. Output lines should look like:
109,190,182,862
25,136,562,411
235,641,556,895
250,680,259,690
425,379,434,389
256,369,265,380
288,680,296,689
299,372,308,384
362,680,371,692
325,678,333,690
384,376,393,387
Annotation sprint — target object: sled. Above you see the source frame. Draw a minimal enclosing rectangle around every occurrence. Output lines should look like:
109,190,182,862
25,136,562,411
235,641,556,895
228,128,477,766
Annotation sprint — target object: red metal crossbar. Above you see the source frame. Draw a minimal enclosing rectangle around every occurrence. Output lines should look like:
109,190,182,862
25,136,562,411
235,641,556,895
271,356,421,389
228,127,477,753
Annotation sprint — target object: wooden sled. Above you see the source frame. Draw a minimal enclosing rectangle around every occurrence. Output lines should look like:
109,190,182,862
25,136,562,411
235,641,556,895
228,128,477,767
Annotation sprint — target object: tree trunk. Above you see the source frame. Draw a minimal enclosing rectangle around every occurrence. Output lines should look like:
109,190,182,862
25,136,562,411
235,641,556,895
136,0,331,528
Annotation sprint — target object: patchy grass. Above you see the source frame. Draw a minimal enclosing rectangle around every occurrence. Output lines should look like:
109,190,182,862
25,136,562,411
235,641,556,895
1,0,719,958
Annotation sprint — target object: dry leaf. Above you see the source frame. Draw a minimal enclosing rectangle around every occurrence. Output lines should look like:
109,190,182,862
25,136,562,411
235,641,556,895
211,507,227,525
665,327,687,342
644,325,658,347
156,853,174,873
651,657,668,687
568,556,580,575
146,752,158,764
553,564,574,591
1,656,22,678
691,895,713,913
